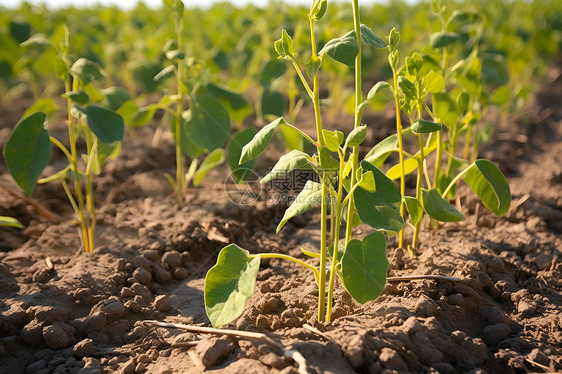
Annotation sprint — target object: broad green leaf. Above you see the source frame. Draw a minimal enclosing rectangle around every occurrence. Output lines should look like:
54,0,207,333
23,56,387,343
422,188,464,222
320,30,359,67
457,91,470,114
386,157,418,181
70,58,104,85
277,180,322,232
103,87,130,111
367,81,390,101
131,105,156,127
186,94,230,152
239,117,285,164
204,244,260,328
261,150,309,184
133,62,163,93
206,83,251,121
319,147,339,175
227,128,258,183
23,98,58,117
430,32,460,48
281,29,295,58
260,60,287,84
341,232,388,304
398,76,417,101
71,105,124,144
90,141,121,175
172,111,206,158
3,112,51,196
64,90,89,105
193,149,225,187
360,24,386,48
491,85,511,105
433,92,459,127
345,125,367,148
261,89,285,117
353,161,403,232
0,216,24,229
423,71,445,93
464,160,511,216
364,133,398,167
404,196,424,227
411,119,442,134
323,129,344,152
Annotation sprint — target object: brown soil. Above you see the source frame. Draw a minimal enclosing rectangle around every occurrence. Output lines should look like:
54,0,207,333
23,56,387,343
0,66,561,374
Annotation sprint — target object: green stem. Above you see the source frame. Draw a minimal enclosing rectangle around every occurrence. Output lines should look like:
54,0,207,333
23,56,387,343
65,79,89,252
257,253,319,279
318,179,328,322
309,15,325,148
281,122,316,145
291,59,314,100
434,128,443,189
441,163,475,198
326,153,345,322
83,128,96,252
392,71,406,249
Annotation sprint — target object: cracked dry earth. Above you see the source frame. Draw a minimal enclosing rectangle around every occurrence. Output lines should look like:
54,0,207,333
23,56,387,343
1,66,561,374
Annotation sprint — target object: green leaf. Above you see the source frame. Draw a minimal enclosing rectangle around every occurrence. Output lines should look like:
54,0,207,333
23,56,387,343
457,91,470,114
360,24,386,48
406,52,424,76
206,83,251,121
430,32,460,48
90,141,121,175
227,128,258,183
353,161,403,232
433,92,459,127
422,188,464,222
491,85,511,105
411,119,442,134
260,60,287,84
261,89,285,117
320,30,359,67
174,111,206,158
386,157,418,181
261,150,309,184
323,129,344,152
301,247,320,258
71,104,124,144
367,81,390,101
277,180,322,232
464,160,511,216
23,98,58,117
357,170,376,192
398,76,417,101
64,90,89,105
345,125,367,148
204,244,260,328
239,117,285,164
131,105,156,127
423,71,445,93
3,112,51,196
364,133,398,167
154,65,175,83
281,30,295,58
70,58,105,85
310,0,328,20
404,197,424,227
134,62,163,93
307,55,322,78
103,87,130,111
388,28,400,49
193,149,225,187
186,94,230,152
341,232,388,304
0,216,24,229
165,50,185,61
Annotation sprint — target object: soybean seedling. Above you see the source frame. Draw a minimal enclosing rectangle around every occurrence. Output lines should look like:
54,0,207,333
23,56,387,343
204,0,402,328
3,26,125,252
135,0,232,203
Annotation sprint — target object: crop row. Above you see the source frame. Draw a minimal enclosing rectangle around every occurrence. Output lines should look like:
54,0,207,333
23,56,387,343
1,0,561,324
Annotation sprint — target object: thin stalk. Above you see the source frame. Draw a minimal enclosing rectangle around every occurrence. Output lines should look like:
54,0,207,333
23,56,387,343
83,128,96,252
174,18,185,205
291,60,314,100
257,253,319,279
344,0,363,246
446,126,459,178
392,72,406,248
326,153,345,322
434,128,443,189
65,79,89,252
441,163,475,198
308,16,325,148
318,179,329,322
411,134,424,250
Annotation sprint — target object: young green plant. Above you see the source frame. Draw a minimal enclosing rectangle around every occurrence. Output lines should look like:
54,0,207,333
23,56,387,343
3,26,125,252
204,0,402,327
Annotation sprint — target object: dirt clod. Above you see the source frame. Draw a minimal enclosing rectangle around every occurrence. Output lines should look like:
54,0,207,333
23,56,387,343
73,338,96,358
195,337,236,367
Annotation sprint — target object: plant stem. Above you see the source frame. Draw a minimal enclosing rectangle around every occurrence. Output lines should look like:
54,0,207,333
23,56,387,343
174,17,185,205
441,162,475,198
318,179,329,322
391,71,406,249
257,253,319,279
83,128,96,252
308,16,325,148
65,79,90,252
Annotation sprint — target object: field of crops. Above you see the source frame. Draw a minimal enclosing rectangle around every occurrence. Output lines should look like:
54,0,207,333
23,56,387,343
1,0,561,373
